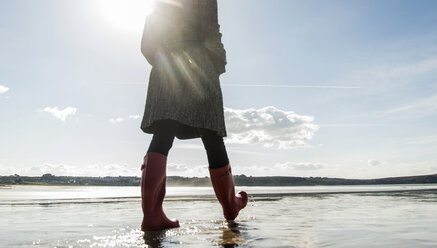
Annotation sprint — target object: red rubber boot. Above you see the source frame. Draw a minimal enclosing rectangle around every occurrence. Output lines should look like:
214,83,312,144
141,152,179,231
209,164,248,220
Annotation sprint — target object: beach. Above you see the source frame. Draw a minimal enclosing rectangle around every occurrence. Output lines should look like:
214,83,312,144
1,185,437,247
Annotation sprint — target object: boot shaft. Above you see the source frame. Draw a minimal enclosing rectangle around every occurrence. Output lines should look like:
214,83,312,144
140,152,179,230
141,152,168,213
209,164,247,220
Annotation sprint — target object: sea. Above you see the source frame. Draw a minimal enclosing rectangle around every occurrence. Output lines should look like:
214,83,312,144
1,184,437,248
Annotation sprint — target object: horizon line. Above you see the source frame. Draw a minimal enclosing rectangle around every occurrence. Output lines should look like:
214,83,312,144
2,172,436,180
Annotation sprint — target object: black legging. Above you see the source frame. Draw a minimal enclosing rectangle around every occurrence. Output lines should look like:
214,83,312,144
147,119,229,169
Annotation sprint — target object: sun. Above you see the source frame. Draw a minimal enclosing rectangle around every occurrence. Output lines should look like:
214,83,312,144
96,0,155,33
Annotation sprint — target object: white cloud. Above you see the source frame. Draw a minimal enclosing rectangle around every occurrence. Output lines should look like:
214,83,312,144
230,162,329,177
0,85,10,94
276,162,325,171
2,163,139,177
167,163,189,172
232,165,274,175
38,106,77,121
109,115,140,123
109,117,124,123
368,159,383,166
166,163,208,177
224,106,319,149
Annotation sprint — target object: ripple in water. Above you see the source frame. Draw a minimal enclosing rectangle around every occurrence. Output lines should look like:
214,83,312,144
1,186,437,247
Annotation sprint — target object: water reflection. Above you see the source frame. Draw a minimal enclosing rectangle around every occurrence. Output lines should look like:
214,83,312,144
141,220,247,247
218,221,246,247
142,229,169,248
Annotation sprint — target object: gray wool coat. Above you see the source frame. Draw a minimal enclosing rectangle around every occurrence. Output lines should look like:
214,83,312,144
140,0,227,139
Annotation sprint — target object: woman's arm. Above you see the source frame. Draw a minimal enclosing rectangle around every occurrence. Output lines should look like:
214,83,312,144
200,0,227,75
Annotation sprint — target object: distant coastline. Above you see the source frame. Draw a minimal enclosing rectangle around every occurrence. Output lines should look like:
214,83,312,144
1,173,437,187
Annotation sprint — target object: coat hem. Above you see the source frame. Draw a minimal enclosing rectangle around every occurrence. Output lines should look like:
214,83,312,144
141,117,227,140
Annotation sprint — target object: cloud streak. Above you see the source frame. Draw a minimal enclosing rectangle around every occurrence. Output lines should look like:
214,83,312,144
0,163,139,177
109,117,124,123
103,81,361,89
383,93,437,115
276,162,325,171
38,106,77,121
221,84,361,89
342,56,437,94
0,85,10,94
224,106,319,149
109,114,141,123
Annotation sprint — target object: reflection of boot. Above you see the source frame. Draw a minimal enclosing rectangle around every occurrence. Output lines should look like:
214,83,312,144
141,152,179,231
209,164,248,220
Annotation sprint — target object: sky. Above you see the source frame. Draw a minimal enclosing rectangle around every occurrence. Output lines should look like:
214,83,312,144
1,0,437,179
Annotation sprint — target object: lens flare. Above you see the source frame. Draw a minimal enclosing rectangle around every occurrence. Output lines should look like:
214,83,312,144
96,0,155,33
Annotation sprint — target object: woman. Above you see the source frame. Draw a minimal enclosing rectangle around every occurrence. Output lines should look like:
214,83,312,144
139,0,248,231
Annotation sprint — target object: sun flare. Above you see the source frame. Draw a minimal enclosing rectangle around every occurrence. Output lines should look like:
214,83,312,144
96,0,155,33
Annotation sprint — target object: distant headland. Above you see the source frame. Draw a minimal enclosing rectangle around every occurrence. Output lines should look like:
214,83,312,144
1,173,437,187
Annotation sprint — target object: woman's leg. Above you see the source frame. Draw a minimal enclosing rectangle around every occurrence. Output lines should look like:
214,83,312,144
199,128,229,169
147,119,179,157
200,128,247,221
141,119,180,231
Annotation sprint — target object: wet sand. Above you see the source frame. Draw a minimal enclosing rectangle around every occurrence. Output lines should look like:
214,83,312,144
1,185,437,247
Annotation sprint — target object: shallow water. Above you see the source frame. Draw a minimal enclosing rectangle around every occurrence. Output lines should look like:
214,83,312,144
1,185,437,247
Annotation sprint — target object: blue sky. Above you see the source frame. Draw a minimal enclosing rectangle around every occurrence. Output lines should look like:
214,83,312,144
1,0,437,178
